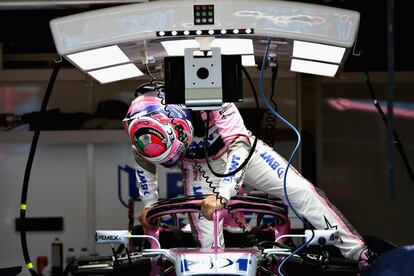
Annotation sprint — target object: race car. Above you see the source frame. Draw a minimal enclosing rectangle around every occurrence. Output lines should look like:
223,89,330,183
65,194,361,276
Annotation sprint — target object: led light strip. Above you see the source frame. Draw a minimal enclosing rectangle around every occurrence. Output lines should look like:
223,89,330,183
156,28,253,37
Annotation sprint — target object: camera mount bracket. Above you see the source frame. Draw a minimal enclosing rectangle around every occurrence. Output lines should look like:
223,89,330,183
184,47,223,110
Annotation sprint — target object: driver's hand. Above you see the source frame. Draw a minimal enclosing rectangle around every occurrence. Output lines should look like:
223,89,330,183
138,207,158,232
200,195,227,220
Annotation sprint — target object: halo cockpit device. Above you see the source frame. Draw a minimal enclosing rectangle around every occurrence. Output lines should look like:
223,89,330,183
49,0,360,109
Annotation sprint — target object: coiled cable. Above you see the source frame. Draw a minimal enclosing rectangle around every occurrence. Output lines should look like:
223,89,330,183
194,140,254,243
194,65,263,244
202,65,260,178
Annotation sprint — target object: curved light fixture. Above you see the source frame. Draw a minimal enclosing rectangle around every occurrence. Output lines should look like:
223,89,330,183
49,0,360,82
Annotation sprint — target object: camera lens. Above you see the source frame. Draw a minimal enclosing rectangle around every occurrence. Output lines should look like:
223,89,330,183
196,67,209,79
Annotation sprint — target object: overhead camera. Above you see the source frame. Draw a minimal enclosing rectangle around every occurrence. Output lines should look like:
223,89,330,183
182,47,222,109
196,66,209,80
164,47,243,110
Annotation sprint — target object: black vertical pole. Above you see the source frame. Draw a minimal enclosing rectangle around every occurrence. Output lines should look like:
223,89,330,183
386,0,395,199
20,59,61,275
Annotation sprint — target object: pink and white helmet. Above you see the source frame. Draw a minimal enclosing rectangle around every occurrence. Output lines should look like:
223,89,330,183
124,93,193,167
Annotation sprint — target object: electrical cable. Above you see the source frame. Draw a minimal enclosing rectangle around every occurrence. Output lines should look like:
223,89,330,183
256,241,292,251
270,64,279,111
149,79,191,160
363,71,414,186
142,64,178,128
202,66,260,178
156,88,189,145
135,81,165,97
256,38,314,276
20,58,62,275
146,56,288,250
193,64,263,243
194,120,255,242
134,63,164,97
145,63,156,83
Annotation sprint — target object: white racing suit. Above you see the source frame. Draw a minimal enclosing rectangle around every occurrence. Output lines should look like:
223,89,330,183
132,102,366,262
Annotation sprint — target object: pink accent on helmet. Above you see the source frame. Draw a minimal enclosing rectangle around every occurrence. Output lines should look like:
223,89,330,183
143,144,165,157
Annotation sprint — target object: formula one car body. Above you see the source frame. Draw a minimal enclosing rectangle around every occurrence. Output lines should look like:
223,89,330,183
69,195,360,276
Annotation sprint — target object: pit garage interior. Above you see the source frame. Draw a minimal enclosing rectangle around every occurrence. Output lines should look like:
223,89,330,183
0,0,413,275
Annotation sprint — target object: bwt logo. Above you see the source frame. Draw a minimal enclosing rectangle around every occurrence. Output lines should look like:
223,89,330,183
260,151,285,178
118,164,185,209
136,169,150,196
223,155,240,182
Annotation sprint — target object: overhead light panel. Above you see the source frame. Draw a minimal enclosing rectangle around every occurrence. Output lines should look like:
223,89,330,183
67,45,130,71
293,41,345,63
161,38,254,56
161,38,254,66
88,64,144,84
213,38,253,55
161,40,199,56
241,55,256,67
290,59,339,77
50,1,360,80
